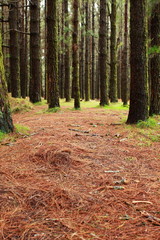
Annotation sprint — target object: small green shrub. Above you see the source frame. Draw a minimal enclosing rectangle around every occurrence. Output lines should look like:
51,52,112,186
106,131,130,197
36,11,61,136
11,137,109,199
137,118,157,129
46,107,60,113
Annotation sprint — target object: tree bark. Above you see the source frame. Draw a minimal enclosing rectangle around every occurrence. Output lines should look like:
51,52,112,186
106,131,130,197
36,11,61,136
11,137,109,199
91,0,95,100
127,0,149,124
85,1,90,101
64,0,71,102
72,0,80,109
20,0,28,98
121,0,129,105
29,0,41,103
9,1,20,98
99,0,109,106
110,0,118,102
149,3,160,115
46,0,60,108
0,32,14,133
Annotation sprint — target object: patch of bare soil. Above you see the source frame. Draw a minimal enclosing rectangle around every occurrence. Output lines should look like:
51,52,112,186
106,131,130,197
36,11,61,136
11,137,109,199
0,105,160,240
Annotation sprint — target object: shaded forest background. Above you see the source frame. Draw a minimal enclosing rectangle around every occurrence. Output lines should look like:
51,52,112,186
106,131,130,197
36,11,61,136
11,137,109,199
0,0,160,133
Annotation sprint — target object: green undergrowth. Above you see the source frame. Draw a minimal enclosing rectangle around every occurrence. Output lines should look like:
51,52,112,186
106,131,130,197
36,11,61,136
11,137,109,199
15,124,31,135
102,103,129,111
9,96,33,113
33,99,47,106
0,131,7,142
126,116,160,145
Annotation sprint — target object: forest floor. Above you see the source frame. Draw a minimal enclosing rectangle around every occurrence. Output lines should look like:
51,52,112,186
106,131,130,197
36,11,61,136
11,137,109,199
0,100,160,240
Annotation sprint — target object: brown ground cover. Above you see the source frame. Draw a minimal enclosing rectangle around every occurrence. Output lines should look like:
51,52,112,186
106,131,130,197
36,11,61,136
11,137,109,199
0,104,160,240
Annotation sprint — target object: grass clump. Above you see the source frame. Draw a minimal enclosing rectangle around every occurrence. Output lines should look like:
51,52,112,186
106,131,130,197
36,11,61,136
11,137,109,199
46,107,60,113
0,131,7,142
15,124,31,135
137,118,157,129
9,96,33,113
33,99,47,106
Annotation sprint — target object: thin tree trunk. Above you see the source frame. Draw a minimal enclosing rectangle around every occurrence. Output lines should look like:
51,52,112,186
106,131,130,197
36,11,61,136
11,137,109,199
46,0,60,108
64,0,71,102
85,1,90,101
127,0,149,124
91,0,95,100
20,0,27,98
79,0,85,100
121,0,129,105
72,0,80,109
110,0,118,102
99,0,109,106
29,0,41,103
149,3,160,115
9,1,20,98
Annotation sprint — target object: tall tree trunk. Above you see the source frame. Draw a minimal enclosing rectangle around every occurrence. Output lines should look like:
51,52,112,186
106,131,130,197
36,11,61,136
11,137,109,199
79,0,85,100
29,0,41,103
149,3,160,115
110,0,118,102
121,0,129,105
9,1,20,98
85,1,90,101
46,0,60,108
72,0,80,109
1,2,10,92
64,0,71,102
99,0,109,106
127,0,149,124
20,0,28,98
59,1,65,99
91,0,95,100
0,32,14,133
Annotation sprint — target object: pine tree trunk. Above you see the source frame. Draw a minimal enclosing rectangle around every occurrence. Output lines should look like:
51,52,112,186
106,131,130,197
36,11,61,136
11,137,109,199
46,0,60,108
110,0,118,102
29,0,41,103
9,1,20,98
149,3,160,115
64,0,71,102
0,32,14,133
127,0,149,124
121,0,129,105
72,0,80,109
85,1,90,101
91,1,95,100
99,0,109,106
79,0,85,100
60,2,65,99
20,0,28,98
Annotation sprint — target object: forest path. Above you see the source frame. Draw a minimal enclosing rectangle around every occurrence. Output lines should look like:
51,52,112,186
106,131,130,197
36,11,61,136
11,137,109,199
0,105,160,240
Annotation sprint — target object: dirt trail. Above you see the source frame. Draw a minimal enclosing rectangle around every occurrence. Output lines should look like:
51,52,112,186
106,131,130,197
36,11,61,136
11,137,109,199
0,105,160,240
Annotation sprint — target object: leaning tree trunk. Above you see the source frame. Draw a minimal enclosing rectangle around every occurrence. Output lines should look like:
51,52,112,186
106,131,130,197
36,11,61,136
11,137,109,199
29,0,41,103
46,0,60,108
9,0,20,98
0,32,14,133
149,3,160,115
127,0,149,124
110,0,118,103
99,0,109,106
72,0,80,109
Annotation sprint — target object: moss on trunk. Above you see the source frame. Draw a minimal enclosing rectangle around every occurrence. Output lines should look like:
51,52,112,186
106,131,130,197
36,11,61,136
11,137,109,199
0,33,14,133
